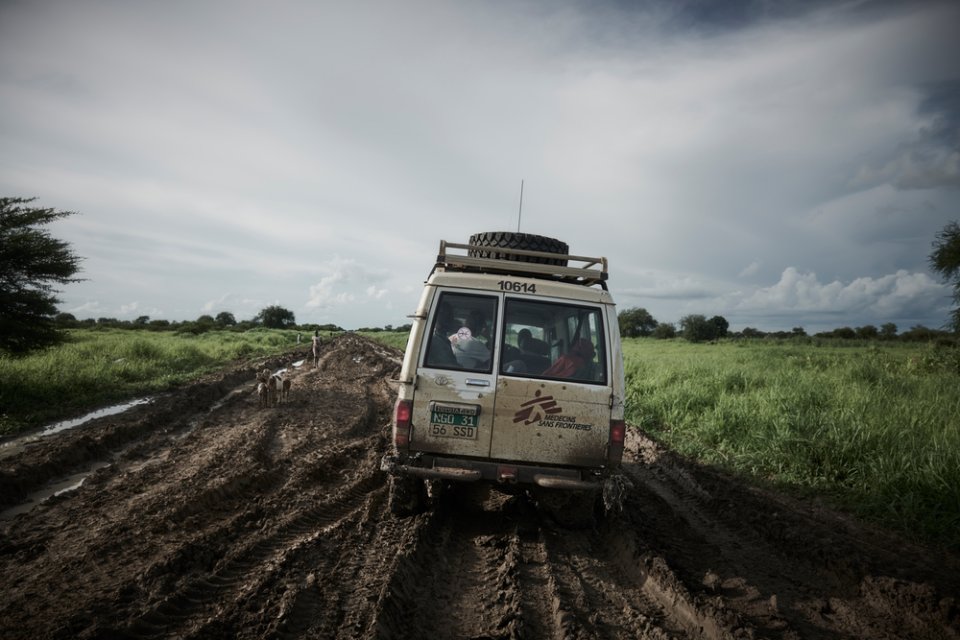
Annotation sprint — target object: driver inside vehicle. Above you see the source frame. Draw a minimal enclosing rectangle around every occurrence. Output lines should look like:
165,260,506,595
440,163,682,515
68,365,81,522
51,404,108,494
426,304,459,368
517,328,550,356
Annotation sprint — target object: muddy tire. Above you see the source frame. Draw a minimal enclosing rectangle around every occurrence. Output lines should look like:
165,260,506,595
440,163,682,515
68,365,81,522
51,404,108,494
533,488,601,529
468,231,569,267
388,474,427,517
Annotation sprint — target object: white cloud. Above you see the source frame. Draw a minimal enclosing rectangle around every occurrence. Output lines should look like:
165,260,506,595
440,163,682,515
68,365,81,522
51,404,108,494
733,267,947,317
306,257,389,310
366,285,388,300
202,293,263,317
68,301,103,315
66,300,164,319
738,261,761,278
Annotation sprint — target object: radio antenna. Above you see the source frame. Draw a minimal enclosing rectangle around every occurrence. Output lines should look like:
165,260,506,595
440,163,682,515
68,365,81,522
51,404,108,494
516,179,524,232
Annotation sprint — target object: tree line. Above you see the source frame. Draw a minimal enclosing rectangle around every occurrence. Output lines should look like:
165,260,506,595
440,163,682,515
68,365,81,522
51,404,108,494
2,196,959,355
50,308,413,337
50,307,346,336
618,306,955,344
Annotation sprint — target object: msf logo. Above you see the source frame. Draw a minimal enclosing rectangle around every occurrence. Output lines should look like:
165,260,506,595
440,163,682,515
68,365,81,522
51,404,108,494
513,390,563,425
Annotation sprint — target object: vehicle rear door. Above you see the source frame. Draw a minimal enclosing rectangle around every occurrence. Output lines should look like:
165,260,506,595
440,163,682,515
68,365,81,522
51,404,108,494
491,297,612,468
409,289,500,458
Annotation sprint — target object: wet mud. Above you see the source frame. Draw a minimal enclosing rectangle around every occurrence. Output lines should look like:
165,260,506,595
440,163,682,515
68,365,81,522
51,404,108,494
1,333,957,639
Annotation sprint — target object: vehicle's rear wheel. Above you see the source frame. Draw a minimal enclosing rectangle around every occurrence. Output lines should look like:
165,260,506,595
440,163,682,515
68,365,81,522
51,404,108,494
468,231,569,267
388,474,427,517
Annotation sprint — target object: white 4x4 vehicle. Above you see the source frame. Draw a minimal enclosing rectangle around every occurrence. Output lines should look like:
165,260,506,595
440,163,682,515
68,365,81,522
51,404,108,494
381,232,626,524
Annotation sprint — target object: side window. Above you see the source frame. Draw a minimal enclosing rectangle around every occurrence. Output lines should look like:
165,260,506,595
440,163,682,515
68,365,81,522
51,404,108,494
501,299,606,384
423,292,498,372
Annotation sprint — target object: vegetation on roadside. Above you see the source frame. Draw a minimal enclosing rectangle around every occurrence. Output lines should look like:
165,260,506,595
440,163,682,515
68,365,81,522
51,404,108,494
357,330,410,350
623,337,960,549
0,328,323,436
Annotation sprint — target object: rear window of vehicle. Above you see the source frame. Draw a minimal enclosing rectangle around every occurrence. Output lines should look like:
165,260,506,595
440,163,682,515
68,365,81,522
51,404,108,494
500,298,606,384
423,292,498,373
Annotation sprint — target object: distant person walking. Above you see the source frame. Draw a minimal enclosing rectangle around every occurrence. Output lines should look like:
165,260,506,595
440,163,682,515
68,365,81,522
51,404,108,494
312,330,322,368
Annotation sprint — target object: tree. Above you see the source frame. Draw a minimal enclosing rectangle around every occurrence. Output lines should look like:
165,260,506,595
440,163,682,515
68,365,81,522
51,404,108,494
54,312,78,328
178,314,216,335
834,327,856,339
618,307,657,338
255,305,296,329
709,315,729,338
651,322,676,339
215,311,236,327
899,324,952,342
930,221,960,331
679,314,717,343
0,197,83,353
880,322,898,339
856,325,878,340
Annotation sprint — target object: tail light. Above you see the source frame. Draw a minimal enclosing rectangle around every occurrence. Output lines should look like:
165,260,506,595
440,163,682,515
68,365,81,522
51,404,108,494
610,420,626,444
394,399,412,448
608,419,625,465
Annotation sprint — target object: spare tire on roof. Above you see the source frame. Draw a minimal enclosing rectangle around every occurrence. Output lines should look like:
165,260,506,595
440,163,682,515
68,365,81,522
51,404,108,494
468,231,569,267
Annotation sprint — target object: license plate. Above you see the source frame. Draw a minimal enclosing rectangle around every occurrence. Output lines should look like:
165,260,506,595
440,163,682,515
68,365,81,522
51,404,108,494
429,410,479,439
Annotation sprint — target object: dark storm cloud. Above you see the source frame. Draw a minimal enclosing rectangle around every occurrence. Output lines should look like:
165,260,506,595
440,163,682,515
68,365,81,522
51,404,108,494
850,79,960,191
603,0,944,34
900,78,960,189
653,0,836,31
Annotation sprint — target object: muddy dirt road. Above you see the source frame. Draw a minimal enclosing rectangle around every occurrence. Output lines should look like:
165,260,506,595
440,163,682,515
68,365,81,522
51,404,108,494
1,333,957,639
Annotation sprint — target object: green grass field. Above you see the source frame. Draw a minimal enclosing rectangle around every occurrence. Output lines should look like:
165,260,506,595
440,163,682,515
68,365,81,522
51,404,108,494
0,327,325,436
623,337,960,549
355,330,409,351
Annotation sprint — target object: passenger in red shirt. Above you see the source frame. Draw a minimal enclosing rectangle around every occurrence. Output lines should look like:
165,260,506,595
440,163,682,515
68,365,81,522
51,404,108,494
543,339,595,379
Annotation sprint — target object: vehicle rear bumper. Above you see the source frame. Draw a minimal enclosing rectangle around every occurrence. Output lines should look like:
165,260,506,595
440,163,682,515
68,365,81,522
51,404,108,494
380,453,603,490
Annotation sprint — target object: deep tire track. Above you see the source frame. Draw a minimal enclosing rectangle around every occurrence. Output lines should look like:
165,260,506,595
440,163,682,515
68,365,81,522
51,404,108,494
372,485,541,640
118,470,386,639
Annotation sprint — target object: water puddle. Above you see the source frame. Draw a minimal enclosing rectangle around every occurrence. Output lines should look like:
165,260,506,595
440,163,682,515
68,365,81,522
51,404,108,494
1,375,272,521
0,462,111,521
41,397,154,436
0,397,154,461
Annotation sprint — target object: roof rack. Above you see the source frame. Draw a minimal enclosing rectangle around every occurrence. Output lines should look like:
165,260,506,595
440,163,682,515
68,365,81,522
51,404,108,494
435,240,608,289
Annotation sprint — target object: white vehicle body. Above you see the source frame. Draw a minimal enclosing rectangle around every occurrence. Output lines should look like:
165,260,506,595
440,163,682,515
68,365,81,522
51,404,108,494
382,235,626,505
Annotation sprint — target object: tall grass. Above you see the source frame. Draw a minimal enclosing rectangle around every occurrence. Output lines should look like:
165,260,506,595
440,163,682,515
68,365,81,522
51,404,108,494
0,328,311,435
358,330,410,351
623,338,960,548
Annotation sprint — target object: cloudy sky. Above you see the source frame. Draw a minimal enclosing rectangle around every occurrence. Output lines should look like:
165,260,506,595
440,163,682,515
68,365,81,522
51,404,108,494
2,0,958,333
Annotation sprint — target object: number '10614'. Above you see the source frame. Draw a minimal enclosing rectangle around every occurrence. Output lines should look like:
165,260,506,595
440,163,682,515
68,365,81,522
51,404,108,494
498,280,536,293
